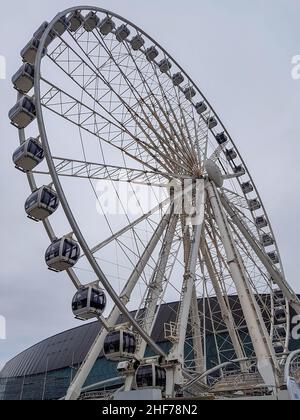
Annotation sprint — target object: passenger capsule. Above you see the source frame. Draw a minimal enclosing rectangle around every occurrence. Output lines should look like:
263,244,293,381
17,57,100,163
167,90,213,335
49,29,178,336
67,10,84,32
21,38,47,65
136,364,166,390
9,96,36,129
13,138,44,172
25,186,59,221
274,307,286,323
255,216,268,229
158,59,172,73
145,46,159,62
52,16,69,36
33,22,56,47
242,182,254,195
172,72,184,86
130,35,145,51
115,24,130,42
216,132,228,145
98,16,116,36
104,330,137,361
45,237,80,272
83,12,100,32
261,233,274,248
195,101,207,115
233,165,246,177
72,286,107,321
268,252,279,265
248,199,261,212
183,86,196,100
12,63,34,94
225,148,237,161
208,116,218,129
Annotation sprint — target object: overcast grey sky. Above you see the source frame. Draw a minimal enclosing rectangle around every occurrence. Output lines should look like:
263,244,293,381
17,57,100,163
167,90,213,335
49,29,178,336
1,0,300,369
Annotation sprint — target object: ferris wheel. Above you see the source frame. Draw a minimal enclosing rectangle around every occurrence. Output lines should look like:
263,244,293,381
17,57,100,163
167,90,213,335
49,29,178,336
9,6,300,400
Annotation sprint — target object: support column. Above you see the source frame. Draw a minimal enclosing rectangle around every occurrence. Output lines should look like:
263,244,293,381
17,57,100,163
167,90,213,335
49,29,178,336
207,182,279,389
166,181,205,394
201,242,247,370
221,193,300,315
189,285,205,375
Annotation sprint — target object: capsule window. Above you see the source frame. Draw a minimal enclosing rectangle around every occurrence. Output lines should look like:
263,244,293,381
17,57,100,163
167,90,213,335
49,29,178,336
72,289,88,311
63,239,80,260
137,365,153,387
27,141,44,160
25,192,39,210
13,144,26,162
45,241,61,261
90,289,106,310
41,189,59,209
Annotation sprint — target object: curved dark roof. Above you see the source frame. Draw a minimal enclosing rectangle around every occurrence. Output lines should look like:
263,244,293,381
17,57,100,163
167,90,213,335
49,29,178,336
1,295,298,379
0,301,181,378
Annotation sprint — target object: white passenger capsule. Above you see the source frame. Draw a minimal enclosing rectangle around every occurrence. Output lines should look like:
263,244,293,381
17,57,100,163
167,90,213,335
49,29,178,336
130,34,145,51
13,138,44,172
145,46,159,62
9,96,36,129
20,38,47,65
158,59,172,73
45,237,80,272
208,116,218,129
83,12,100,32
183,86,196,100
25,186,59,222
67,10,84,32
115,24,130,42
98,16,116,36
12,63,35,94
172,72,184,86
72,285,107,321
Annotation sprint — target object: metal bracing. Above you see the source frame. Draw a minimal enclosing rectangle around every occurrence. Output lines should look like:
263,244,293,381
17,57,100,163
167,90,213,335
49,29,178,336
48,33,196,173
33,157,175,187
207,182,279,388
221,193,300,315
201,241,247,370
189,285,205,375
40,80,179,174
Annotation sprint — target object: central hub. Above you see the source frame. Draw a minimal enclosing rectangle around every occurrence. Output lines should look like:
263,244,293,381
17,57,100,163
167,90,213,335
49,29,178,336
204,159,224,188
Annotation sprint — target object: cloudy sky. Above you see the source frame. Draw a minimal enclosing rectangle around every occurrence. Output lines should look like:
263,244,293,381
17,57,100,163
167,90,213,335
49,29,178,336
0,0,300,369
